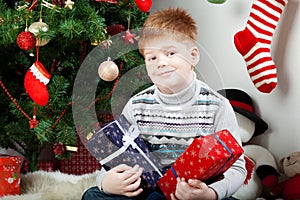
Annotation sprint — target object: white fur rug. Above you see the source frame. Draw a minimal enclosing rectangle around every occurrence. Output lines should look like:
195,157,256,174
0,170,99,200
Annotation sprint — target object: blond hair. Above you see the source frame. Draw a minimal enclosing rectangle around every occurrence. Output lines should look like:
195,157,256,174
138,8,198,54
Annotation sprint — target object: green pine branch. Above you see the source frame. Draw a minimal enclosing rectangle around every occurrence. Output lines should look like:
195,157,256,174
0,0,148,171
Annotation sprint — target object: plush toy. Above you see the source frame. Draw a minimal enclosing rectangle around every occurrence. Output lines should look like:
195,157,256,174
218,89,280,199
270,151,300,200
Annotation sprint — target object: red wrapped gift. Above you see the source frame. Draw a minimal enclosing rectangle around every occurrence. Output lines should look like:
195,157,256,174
157,129,244,200
0,155,23,197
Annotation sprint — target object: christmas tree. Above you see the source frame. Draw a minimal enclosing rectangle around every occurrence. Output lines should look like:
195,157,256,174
0,0,150,171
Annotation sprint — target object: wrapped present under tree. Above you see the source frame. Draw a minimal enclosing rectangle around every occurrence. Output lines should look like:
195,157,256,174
0,155,23,197
157,129,244,200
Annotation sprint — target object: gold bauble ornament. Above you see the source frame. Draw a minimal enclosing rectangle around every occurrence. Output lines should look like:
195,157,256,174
98,58,119,81
28,21,49,34
91,40,101,46
28,21,50,46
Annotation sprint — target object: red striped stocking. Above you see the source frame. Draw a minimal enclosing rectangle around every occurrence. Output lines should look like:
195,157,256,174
234,0,287,93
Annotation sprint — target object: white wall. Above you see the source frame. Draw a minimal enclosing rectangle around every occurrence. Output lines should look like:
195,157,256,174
151,0,300,162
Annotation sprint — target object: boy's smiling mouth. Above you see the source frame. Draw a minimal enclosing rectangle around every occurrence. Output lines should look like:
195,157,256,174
157,70,175,76
155,67,176,76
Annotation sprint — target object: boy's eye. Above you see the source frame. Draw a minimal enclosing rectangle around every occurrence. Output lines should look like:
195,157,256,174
147,56,156,62
167,51,175,56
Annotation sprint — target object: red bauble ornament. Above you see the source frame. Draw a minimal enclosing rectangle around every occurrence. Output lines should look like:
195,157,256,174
134,0,152,12
53,142,66,156
16,31,36,51
106,24,124,36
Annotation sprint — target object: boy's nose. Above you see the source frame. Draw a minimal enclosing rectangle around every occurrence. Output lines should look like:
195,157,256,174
157,54,168,67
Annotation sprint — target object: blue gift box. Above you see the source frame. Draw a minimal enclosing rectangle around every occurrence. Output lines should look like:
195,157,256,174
86,115,164,189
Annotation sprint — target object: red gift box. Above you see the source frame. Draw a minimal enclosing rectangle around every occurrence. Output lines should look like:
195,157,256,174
157,129,244,200
0,155,23,197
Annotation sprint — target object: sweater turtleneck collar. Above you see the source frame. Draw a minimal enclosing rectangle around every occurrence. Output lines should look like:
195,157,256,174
155,72,197,105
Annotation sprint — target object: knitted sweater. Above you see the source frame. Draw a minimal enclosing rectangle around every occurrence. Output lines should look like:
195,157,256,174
96,76,246,199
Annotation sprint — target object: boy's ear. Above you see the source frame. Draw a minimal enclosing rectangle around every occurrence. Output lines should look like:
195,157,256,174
190,47,200,67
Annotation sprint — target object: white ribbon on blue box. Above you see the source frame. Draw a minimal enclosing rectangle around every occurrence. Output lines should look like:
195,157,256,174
100,121,163,177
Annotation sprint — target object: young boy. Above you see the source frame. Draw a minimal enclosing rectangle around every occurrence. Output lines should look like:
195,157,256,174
82,8,246,200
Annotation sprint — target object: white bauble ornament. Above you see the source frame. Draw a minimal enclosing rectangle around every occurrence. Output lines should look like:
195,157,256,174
98,58,119,81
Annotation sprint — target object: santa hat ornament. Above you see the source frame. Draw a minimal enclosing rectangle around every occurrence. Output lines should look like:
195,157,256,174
24,61,51,106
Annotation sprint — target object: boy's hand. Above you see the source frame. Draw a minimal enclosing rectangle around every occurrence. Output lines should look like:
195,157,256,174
102,164,144,197
170,178,217,200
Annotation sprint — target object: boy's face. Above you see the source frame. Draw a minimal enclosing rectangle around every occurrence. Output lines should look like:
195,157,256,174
143,36,199,94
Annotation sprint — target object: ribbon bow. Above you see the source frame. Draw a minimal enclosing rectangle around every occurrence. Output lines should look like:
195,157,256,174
122,125,139,149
